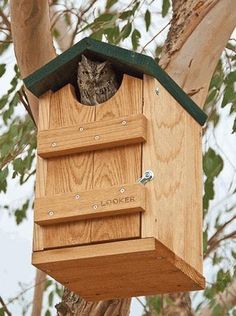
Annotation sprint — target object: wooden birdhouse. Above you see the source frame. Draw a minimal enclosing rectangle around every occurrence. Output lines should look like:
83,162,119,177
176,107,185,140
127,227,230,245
24,38,207,301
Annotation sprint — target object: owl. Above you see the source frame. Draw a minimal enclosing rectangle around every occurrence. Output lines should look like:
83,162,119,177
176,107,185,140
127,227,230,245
77,55,119,105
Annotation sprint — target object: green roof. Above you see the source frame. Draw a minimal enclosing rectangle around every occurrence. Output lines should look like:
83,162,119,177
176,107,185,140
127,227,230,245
23,37,207,126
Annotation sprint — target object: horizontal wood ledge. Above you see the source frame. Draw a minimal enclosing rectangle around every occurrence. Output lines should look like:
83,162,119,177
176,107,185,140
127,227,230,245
34,183,146,225
37,114,147,158
32,238,205,300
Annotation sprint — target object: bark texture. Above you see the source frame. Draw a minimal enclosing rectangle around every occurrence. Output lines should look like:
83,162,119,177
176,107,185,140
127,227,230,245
10,0,56,122
160,0,236,108
31,270,46,316
55,288,131,316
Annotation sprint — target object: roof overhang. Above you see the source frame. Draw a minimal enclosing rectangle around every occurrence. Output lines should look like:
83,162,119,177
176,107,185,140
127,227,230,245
23,37,207,126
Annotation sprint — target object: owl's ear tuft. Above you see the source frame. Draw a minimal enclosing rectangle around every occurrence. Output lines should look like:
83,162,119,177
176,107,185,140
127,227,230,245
81,55,89,63
97,61,110,72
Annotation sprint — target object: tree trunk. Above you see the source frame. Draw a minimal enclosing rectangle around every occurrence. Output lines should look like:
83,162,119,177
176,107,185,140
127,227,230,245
56,289,131,316
31,270,46,316
10,0,56,122
9,0,236,315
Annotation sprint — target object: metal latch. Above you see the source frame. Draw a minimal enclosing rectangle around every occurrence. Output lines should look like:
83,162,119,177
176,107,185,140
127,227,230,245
138,170,154,185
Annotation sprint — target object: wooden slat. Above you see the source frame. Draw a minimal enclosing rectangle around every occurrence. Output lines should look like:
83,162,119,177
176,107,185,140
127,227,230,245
34,184,146,225
41,75,142,249
32,238,205,301
33,91,51,251
142,75,203,274
37,114,147,158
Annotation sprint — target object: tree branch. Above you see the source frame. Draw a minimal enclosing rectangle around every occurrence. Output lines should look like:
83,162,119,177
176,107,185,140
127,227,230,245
0,9,11,30
10,0,56,124
31,270,46,316
0,296,12,316
197,277,236,316
160,0,236,108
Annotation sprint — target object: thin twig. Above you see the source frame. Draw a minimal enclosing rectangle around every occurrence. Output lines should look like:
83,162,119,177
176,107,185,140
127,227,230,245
0,296,12,316
0,9,11,30
208,214,236,245
70,0,98,45
17,88,37,126
141,21,171,53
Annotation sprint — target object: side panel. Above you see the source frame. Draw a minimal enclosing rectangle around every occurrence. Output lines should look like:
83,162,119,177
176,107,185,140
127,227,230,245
142,75,203,273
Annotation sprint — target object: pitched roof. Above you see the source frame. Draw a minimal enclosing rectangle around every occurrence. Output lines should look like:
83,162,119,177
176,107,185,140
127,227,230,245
23,37,207,126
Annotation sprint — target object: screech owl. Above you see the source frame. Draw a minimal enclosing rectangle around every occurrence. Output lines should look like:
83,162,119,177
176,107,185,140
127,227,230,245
77,55,119,105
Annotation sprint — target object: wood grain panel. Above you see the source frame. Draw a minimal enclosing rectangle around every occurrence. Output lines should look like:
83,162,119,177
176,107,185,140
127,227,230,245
142,75,203,273
35,184,146,224
41,75,143,249
33,91,51,251
43,84,95,247
37,114,147,158
91,75,143,243
33,238,205,300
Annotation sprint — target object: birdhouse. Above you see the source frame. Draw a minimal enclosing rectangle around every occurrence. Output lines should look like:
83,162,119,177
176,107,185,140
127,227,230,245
24,38,207,301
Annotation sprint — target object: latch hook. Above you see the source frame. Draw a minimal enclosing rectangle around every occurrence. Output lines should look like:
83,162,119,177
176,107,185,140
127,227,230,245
138,170,154,185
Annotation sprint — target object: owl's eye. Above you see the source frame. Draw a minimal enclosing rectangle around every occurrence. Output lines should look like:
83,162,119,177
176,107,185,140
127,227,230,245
82,70,89,75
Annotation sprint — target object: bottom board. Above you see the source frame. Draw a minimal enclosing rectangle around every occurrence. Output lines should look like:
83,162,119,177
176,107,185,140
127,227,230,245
32,238,205,301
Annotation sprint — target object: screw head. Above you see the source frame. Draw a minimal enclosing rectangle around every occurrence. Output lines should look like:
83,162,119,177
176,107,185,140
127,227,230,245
93,204,98,209
155,87,159,95
94,135,100,140
121,120,127,126
51,142,57,147
75,194,80,200
144,170,154,179
120,187,125,193
79,127,84,132
48,210,54,216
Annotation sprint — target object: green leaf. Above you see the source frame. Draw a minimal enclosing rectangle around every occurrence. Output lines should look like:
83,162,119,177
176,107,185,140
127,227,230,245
95,13,114,23
212,304,224,316
203,230,208,255
204,286,216,300
231,250,236,259
216,269,232,292
0,64,6,77
0,95,8,110
203,179,214,210
131,29,141,50
45,310,51,316
225,70,236,84
131,1,140,14
15,200,29,225
119,10,132,20
0,167,9,184
147,296,162,313
48,291,54,307
212,253,223,265
162,0,170,17
90,30,104,41
0,308,5,316
45,279,53,290
0,167,8,193
145,9,151,31
106,0,117,9
120,22,132,40
203,148,224,179
104,26,120,44
13,158,25,175
221,85,235,108
205,89,218,105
